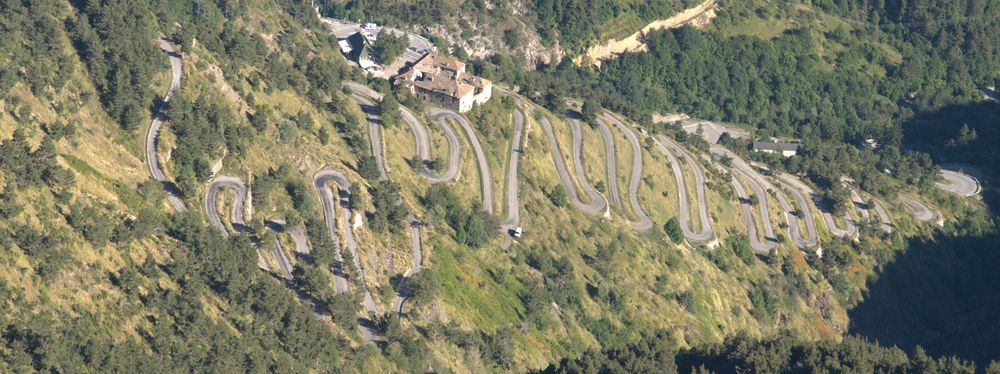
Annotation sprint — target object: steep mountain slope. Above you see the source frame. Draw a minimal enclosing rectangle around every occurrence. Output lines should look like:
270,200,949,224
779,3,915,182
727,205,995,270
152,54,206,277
0,0,996,372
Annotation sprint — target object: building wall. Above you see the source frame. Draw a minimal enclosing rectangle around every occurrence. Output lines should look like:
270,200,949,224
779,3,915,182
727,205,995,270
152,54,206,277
413,87,461,111
458,92,474,113
473,84,492,105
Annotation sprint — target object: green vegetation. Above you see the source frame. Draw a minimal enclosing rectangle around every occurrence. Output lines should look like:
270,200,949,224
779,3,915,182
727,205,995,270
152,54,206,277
372,32,409,65
422,185,498,248
662,217,683,243
3,0,1000,371
544,332,984,373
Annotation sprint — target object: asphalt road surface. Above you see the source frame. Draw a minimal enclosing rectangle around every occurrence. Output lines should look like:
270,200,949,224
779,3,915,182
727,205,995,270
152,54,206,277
778,179,822,249
936,165,981,197
601,114,653,231
653,135,714,243
344,82,462,183
900,195,938,223
500,108,525,232
313,170,353,294
348,93,389,181
594,118,622,210
726,166,778,254
391,215,424,320
851,189,893,233
540,115,608,216
402,106,461,183
779,174,858,239
205,176,267,269
313,170,381,344
145,38,187,213
711,146,818,249
429,108,494,213
272,234,294,280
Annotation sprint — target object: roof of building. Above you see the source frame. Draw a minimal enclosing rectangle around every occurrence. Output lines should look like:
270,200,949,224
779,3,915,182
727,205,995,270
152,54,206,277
394,53,484,99
412,53,465,75
753,141,800,152
345,32,373,61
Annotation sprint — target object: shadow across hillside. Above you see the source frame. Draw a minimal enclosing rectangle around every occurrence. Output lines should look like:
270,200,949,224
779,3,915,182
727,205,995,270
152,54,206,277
848,233,1000,365
850,99,1000,366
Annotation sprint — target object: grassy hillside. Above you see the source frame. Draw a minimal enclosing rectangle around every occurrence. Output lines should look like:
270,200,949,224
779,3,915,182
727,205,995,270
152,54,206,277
1,0,996,372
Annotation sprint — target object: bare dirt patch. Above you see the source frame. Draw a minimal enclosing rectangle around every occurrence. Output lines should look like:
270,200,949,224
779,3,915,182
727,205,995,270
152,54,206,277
573,0,718,67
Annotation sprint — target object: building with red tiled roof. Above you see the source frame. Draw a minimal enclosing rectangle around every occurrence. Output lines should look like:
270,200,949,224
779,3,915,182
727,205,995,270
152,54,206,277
393,53,492,112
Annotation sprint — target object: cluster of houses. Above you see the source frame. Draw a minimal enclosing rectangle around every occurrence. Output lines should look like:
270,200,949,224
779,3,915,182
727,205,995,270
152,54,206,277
336,23,492,113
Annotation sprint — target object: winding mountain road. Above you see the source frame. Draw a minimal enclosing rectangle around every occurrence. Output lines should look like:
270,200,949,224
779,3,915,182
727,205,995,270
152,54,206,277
345,82,462,184
205,176,267,269
540,115,608,216
402,106,461,183
711,146,818,249
900,195,938,223
272,233,295,280
652,135,714,243
145,38,187,212
936,166,981,197
313,169,381,343
851,189,893,233
348,93,389,181
779,180,822,248
429,108,494,213
601,114,653,231
726,167,778,254
779,174,858,239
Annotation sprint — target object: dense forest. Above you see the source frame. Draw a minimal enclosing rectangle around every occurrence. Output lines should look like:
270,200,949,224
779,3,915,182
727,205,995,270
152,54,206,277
543,332,993,373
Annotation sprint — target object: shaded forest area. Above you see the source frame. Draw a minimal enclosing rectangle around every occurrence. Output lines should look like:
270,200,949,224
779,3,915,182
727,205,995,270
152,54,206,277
542,332,992,373
851,93,1000,367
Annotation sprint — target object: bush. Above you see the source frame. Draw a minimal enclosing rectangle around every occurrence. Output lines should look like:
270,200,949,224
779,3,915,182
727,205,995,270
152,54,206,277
663,217,683,244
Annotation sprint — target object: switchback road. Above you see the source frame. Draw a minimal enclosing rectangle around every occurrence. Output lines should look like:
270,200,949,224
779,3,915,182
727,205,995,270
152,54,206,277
653,135,714,243
601,114,653,231
145,38,187,212
540,115,608,216
429,108,494,213
313,169,381,343
205,176,267,269
401,106,461,183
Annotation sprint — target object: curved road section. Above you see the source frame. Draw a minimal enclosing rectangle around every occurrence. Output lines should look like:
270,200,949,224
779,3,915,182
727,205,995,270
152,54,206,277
402,106,461,183
851,189,893,233
391,215,424,320
145,38,187,212
344,81,461,183
726,166,778,254
900,195,938,224
711,146,818,249
652,135,714,243
540,115,608,216
601,114,653,231
779,174,858,239
205,176,267,269
313,170,380,343
936,165,981,197
429,108,494,213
